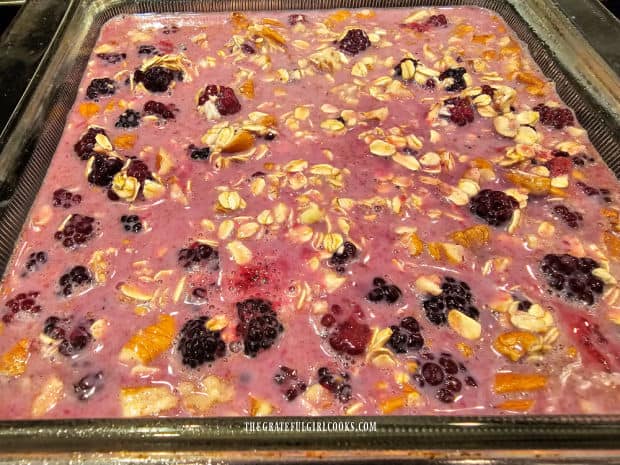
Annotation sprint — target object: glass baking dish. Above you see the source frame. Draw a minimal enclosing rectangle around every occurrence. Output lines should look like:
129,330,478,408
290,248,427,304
0,0,619,461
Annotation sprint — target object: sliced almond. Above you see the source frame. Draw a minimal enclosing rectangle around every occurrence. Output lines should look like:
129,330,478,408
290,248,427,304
120,386,178,417
448,310,481,340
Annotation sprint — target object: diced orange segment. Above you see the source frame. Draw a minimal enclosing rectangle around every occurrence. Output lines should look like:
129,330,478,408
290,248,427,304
239,79,255,99
355,10,375,20
451,225,490,249
260,27,286,46
113,134,136,150
516,71,543,86
603,231,620,259
119,314,175,364
231,12,250,31
482,50,497,60
472,34,494,44
496,399,535,412
506,172,551,195
79,102,100,119
326,10,351,27
0,338,30,377
493,372,547,394
454,24,474,36
493,331,539,362
259,114,278,128
222,130,255,153
261,18,284,27
379,395,407,414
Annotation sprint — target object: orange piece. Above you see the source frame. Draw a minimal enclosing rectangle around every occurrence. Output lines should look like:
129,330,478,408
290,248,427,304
493,331,539,362
119,314,175,365
516,71,543,86
454,24,475,37
493,372,547,394
260,26,286,46
105,100,118,112
427,242,442,261
259,114,278,128
231,12,250,31
496,399,535,412
482,50,497,60
325,10,351,27
472,158,494,170
239,79,255,99
603,231,620,259
407,232,424,257
79,102,100,119
451,225,490,249
222,130,255,153
0,338,30,377
500,44,521,57
113,134,136,150
506,172,551,195
355,10,375,20
261,18,284,27
472,34,494,44
379,395,407,414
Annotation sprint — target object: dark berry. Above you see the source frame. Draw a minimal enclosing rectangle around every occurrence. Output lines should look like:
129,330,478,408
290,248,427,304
178,242,220,271
43,315,68,340
423,277,479,326
188,144,210,160
126,159,152,186
2,291,41,323
236,298,284,357
534,104,574,129
197,85,241,115
58,265,92,296
96,53,126,64
318,367,352,403
328,317,371,356
438,356,458,375
421,362,444,386
540,254,604,305
546,156,572,177
445,97,474,126
120,214,143,233
576,181,601,197
162,24,179,34
86,78,116,100
273,366,307,401
115,109,141,128
134,66,180,92
571,317,613,372
480,84,495,97
54,214,97,248
240,42,256,54
320,313,336,328
74,127,106,160
427,14,448,27
439,67,467,92
436,388,456,403
469,189,519,226
387,317,424,353
74,371,104,400
52,188,82,208
87,154,124,187
366,278,402,304
288,13,307,25
138,45,158,55
58,324,93,357
552,205,583,229
143,100,176,119
338,29,371,55
328,241,357,269
177,316,226,367
23,251,48,275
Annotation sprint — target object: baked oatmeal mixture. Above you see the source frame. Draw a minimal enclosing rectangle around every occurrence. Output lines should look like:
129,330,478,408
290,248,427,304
0,7,619,418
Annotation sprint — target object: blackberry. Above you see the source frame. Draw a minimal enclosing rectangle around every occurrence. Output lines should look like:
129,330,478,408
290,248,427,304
236,298,284,357
96,53,126,64
328,241,357,272
426,14,448,27
23,251,47,275
178,242,220,270
143,100,176,119
74,127,106,160
469,189,519,226
52,189,82,208
115,109,141,128
387,316,424,353
44,315,69,340
134,66,180,92
540,254,604,305
86,78,116,100
177,316,226,368
546,156,572,177
58,324,92,357
74,371,104,400
126,159,152,185
480,84,495,96
138,44,158,55
444,97,474,126
273,366,307,401
2,291,41,323
423,277,480,326
534,104,574,129
287,13,307,25
328,317,371,356
338,29,371,55
54,214,97,248
58,265,92,296
366,277,402,304
413,353,475,404
438,67,467,92
318,367,352,403
552,205,583,229
197,85,241,115
87,154,124,187
120,215,143,233
240,42,256,54
188,144,211,160
576,181,611,202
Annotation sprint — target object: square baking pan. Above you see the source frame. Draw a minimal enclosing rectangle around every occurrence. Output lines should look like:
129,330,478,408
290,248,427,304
0,0,619,461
